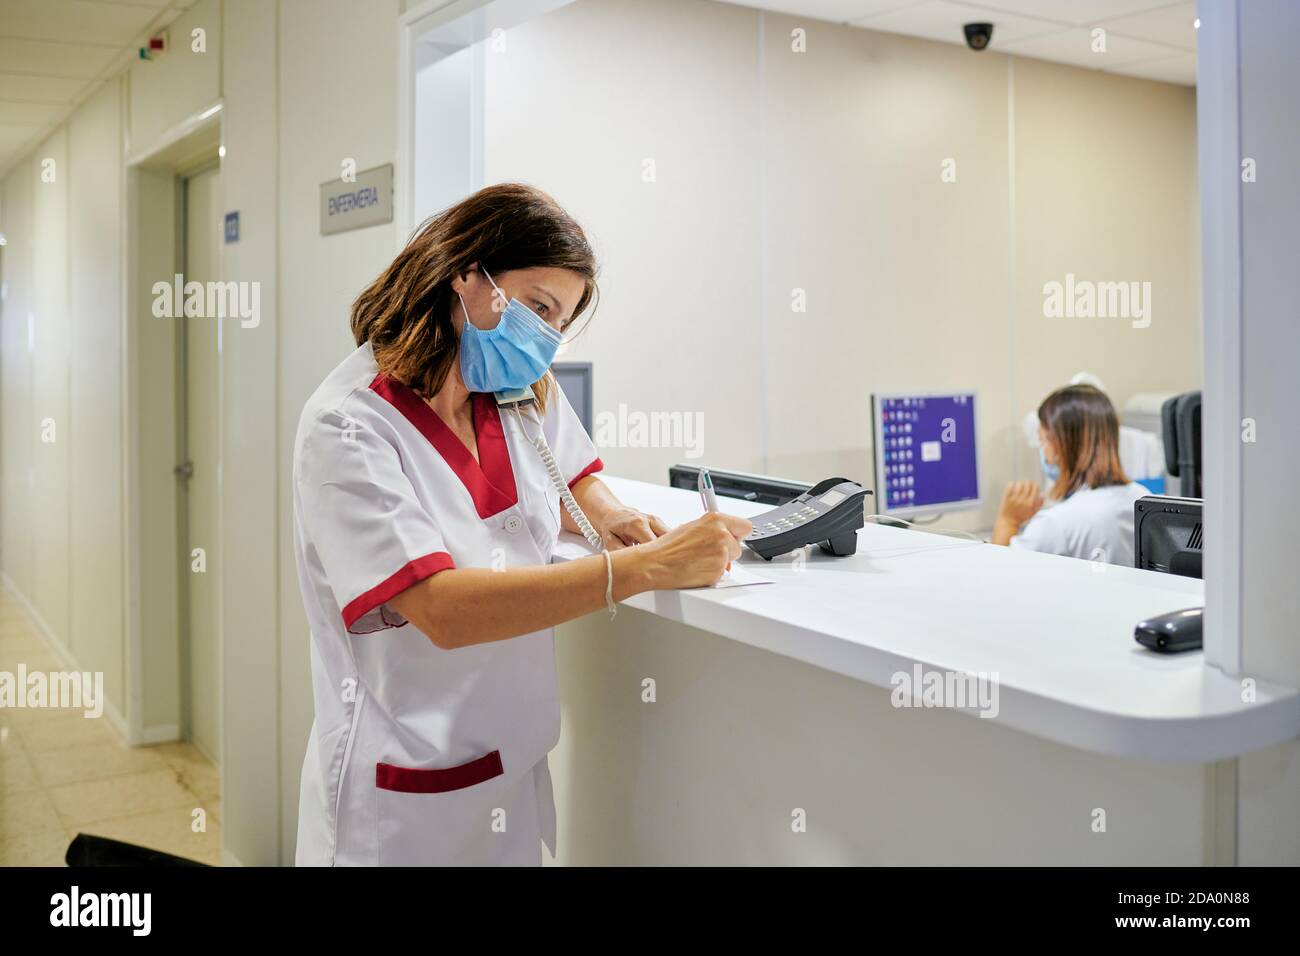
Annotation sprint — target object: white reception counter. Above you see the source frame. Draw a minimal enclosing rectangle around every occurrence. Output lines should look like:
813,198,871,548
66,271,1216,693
546,477,1300,865
556,477,1300,763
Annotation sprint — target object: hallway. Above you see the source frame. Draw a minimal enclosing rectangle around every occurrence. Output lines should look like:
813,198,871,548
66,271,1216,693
0,590,222,867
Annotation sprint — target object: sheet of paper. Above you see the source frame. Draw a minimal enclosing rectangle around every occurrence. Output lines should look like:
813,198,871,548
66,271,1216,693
708,563,773,589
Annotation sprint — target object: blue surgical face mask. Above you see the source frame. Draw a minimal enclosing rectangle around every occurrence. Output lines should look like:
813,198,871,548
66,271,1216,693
1039,446,1060,485
457,268,562,393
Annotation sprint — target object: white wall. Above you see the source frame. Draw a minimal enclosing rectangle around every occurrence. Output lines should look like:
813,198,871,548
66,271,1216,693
31,128,69,650
127,0,222,157
1,151,35,614
414,45,478,221
485,0,765,485
1,78,126,729
1197,0,1300,866
1234,0,1300,860
218,0,283,868
484,0,1202,531
1233,1,1300,691
67,78,127,722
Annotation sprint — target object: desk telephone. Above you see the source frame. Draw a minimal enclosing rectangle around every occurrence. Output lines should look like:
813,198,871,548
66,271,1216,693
743,478,872,561
496,385,871,564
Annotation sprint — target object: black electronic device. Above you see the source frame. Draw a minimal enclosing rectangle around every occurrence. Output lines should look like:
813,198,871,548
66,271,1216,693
743,478,871,560
1135,606,1204,653
1160,391,1202,497
668,465,811,507
1134,495,1203,578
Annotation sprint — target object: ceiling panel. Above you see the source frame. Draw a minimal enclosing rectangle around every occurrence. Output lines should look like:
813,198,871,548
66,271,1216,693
716,0,923,22
0,71,95,103
0,0,182,179
967,0,1184,26
1096,0,1197,51
999,26,1183,70
852,0,1063,48
0,36,120,78
0,0,160,47
724,0,1196,85
0,100,67,125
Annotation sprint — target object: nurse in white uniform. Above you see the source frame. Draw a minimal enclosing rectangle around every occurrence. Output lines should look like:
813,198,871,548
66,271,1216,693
292,183,751,866
992,384,1147,566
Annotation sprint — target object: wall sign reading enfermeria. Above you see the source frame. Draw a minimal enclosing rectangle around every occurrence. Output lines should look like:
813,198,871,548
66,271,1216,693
320,163,393,236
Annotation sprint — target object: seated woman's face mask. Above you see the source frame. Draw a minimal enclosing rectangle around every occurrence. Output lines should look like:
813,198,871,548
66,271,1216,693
1039,446,1060,485
457,268,561,393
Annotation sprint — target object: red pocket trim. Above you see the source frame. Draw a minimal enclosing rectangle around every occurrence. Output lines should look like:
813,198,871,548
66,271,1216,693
375,751,505,794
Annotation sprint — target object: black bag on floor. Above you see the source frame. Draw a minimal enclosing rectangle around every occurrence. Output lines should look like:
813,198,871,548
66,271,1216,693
64,833,209,867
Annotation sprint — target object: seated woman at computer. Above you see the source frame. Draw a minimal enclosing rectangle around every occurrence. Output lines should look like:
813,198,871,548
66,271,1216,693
991,384,1147,566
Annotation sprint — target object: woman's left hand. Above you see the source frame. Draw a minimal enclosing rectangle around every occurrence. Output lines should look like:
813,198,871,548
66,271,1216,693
998,480,1044,526
600,507,670,549
990,479,1044,545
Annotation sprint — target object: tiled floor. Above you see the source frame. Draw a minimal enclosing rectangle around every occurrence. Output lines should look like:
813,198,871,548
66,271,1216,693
0,589,222,866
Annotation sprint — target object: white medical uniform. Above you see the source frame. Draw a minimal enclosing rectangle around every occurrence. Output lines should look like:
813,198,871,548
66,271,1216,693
292,342,602,866
1009,482,1147,566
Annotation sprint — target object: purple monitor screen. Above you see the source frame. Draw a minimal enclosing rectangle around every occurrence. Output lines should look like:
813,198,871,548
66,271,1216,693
874,393,979,514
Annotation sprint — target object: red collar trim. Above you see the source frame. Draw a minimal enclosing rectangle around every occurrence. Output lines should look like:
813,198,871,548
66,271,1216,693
369,375,518,519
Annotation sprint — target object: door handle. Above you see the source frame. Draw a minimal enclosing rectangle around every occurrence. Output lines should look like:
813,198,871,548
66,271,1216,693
173,460,195,479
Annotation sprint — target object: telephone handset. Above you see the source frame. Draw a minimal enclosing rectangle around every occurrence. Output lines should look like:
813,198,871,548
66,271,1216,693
744,478,872,561
496,384,605,552
495,389,869,563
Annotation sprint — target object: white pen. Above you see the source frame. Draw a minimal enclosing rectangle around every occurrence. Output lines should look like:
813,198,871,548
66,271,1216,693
697,468,719,514
697,468,729,572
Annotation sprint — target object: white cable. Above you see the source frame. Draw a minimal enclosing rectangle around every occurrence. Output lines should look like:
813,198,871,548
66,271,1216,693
603,550,615,616
536,428,604,551
864,513,984,542
509,404,616,618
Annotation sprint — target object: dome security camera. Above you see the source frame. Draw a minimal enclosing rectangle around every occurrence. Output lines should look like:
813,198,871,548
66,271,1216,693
963,22,994,51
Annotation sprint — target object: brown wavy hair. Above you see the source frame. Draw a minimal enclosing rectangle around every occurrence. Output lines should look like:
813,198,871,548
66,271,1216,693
1038,384,1130,499
351,183,598,407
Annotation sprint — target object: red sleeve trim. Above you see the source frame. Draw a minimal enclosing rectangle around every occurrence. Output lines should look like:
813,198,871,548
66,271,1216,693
342,551,455,631
567,457,604,489
376,750,504,794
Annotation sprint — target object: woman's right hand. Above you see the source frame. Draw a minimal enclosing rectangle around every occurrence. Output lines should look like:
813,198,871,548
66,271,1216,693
630,512,753,590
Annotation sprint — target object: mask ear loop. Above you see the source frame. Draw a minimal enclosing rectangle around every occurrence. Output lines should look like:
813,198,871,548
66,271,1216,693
481,267,560,345
482,267,509,313
459,285,508,336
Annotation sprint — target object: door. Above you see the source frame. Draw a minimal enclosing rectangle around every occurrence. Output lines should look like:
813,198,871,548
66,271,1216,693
181,165,221,765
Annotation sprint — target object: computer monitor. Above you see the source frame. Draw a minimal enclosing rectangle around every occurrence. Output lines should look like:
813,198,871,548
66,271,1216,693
551,362,593,437
871,392,980,517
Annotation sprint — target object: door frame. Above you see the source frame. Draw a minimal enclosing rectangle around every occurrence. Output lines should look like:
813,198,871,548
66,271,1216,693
176,157,222,760
122,102,223,746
